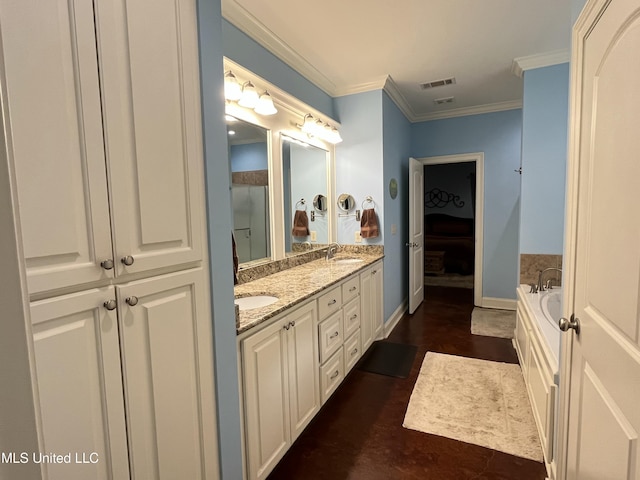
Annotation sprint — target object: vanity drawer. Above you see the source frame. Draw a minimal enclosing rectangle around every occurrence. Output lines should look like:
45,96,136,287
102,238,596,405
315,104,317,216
344,329,361,373
343,296,361,339
318,310,343,364
318,285,342,320
320,348,344,404
342,275,360,303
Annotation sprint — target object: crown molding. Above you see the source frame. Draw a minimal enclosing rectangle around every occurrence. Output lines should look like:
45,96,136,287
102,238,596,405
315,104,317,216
382,76,418,122
333,75,388,97
222,0,337,95
511,49,570,77
412,100,523,122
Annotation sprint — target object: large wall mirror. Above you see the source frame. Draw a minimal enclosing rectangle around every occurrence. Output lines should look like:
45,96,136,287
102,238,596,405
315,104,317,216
282,135,330,255
227,115,271,265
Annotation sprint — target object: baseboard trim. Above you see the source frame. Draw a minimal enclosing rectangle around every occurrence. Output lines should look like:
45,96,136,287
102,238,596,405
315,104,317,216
481,297,517,311
384,299,408,337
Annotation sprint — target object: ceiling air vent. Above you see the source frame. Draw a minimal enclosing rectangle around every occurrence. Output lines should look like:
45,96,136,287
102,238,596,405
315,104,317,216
433,96,455,105
420,77,456,89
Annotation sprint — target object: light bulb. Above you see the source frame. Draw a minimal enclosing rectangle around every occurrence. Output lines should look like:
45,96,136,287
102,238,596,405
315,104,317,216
254,91,278,115
224,71,242,101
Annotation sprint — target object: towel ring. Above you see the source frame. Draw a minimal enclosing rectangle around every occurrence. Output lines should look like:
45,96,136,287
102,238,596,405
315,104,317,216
361,196,375,210
295,198,307,211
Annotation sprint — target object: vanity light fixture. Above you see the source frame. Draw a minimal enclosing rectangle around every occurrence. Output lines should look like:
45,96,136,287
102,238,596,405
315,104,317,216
238,81,260,109
224,70,242,101
298,114,342,144
254,90,278,116
228,129,236,135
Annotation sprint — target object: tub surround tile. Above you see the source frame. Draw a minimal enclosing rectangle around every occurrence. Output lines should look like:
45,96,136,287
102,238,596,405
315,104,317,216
519,253,562,287
235,247,384,335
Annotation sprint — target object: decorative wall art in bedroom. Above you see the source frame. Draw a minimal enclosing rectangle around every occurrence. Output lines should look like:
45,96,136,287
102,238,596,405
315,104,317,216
425,188,465,208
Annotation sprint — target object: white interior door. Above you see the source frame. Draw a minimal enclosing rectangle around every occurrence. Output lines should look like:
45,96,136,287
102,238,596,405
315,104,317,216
562,0,640,478
408,157,424,314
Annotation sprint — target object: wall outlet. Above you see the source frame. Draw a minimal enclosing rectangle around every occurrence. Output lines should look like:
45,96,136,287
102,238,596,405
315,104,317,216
310,231,317,242
355,231,362,243
391,223,397,235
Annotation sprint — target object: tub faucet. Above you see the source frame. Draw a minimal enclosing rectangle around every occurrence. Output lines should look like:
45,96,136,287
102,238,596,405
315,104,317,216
537,267,562,293
325,242,341,260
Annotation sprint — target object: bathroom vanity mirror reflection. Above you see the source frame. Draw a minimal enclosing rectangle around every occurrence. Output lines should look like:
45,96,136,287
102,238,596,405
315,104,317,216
228,116,271,265
282,135,330,255
337,193,356,212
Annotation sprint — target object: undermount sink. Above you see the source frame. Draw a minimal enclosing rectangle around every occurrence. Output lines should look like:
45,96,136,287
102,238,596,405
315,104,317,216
235,295,279,311
331,258,364,265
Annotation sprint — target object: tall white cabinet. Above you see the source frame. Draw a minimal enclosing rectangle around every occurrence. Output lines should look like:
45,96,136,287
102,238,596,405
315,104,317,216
0,0,218,478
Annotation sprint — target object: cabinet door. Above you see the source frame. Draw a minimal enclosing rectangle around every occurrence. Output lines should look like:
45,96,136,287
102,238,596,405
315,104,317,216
360,267,374,352
242,318,291,480
1,0,113,295
287,302,320,441
372,263,384,340
117,268,216,479
95,0,203,276
30,288,129,480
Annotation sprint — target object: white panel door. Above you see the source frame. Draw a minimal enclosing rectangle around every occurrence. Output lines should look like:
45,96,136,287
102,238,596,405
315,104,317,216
30,288,129,480
287,302,320,441
117,268,214,480
1,0,113,295
242,318,290,480
563,0,640,478
408,157,424,314
95,0,203,276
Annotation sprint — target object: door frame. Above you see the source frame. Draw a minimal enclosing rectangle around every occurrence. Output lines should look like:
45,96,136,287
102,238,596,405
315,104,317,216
416,152,484,307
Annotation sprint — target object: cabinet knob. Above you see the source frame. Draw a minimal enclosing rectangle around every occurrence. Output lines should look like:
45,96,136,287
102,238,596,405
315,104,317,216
283,323,291,331
351,348,358,356
121,255,135,266
103,299,117,311
290,320,295,327
126,296,139,307
100,259,114,270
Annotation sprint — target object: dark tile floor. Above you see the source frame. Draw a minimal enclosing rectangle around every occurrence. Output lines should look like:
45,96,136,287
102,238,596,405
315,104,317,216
267,286,547,480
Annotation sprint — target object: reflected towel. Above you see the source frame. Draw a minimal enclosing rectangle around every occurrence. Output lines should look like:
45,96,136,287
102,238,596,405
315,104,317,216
232,232,239,285
292,210,310,237
360,208,379,238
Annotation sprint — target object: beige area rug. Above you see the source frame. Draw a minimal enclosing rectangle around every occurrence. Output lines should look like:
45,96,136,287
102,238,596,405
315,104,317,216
424,273,474,289
403,352,542,462
471,307,516,339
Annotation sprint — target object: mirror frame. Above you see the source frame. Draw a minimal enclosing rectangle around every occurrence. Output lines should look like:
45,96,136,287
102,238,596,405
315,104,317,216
224,57,338,264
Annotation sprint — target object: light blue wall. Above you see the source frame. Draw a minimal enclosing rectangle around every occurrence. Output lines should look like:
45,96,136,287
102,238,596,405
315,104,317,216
222,20,335,119
196,0,243,477
230,142,268,171
572,0,588,25
411,110,523,300
520,63,569,254
382,92,411,322
334,91,384,247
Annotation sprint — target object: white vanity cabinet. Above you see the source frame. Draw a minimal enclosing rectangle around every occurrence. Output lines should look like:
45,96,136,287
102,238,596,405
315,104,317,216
31,268,216,479
3,0,203,297
360,261,384,351
242,301,320,480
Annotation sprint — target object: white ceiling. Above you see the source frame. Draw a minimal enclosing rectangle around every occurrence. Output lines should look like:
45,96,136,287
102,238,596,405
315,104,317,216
222,0,572,121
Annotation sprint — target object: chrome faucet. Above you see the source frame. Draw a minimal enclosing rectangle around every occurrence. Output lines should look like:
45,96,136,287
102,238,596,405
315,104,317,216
325,242,341,260
537,267,562,293
302,241,312,250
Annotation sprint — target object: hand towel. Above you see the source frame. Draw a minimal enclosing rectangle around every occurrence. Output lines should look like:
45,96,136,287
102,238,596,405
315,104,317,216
232,232,239,285
360,208,379,238
292,210,310,237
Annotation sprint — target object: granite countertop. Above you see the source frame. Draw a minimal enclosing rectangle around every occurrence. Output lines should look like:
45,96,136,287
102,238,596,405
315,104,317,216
235,252,384,335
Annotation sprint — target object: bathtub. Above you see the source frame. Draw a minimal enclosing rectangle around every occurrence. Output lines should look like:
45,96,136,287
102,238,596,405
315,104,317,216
518,285,562,364
515,285,561,477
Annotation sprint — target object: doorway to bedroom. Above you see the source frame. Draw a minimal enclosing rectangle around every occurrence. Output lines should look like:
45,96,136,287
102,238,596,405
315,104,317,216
419,153,484,307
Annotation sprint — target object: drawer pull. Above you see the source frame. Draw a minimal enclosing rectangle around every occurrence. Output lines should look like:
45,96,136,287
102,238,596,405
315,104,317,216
328,299,337,306
351,348,358,356
329,331,339,339
349,286,357,292
283,323,291,331
330,370,340,380
350,314,358,320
